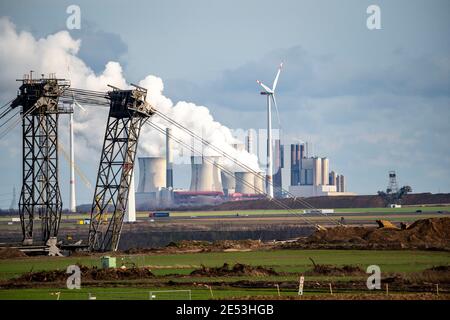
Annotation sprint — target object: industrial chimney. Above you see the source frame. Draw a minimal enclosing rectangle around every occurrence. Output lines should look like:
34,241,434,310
166,128,173,188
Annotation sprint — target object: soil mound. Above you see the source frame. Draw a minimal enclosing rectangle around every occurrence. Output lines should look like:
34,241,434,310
13,265,155,283
0,248,27,259
164,240,264,251
292,217,450,250
306,264,364,276
166,240,211,249
212,240,263,250
190,263,278,277
426,265,450,272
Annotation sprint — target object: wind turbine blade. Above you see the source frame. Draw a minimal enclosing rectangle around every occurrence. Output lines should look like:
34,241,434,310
272,94,281,129
272,62,283,92
256,80,273,93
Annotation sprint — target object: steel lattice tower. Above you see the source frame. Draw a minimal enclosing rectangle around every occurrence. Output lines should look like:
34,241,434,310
11,73,71,244
88,85,154,252
387,171,399,195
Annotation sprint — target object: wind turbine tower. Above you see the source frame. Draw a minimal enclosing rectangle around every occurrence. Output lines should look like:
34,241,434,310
69,99,86,213
256,62,283,198
69,112,76,212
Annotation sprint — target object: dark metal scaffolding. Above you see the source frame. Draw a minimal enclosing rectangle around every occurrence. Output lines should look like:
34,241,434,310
10,74,71,244
88,85,154,252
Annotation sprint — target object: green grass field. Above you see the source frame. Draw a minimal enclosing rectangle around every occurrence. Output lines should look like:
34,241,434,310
1,249,448,300
0,286,332,300
1,249,449,280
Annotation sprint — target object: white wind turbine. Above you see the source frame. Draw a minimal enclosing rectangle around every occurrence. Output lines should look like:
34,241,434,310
66,61,87,213
69,97,86,213
256,62,283,198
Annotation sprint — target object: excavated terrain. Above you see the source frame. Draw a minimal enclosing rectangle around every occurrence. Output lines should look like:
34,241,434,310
283,217,450,250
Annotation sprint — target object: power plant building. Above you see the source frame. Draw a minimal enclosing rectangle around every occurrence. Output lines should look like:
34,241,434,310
273,139,284,197
288,143,354,197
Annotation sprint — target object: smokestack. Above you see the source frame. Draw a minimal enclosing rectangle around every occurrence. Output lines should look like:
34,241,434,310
190,156,223,192
166,128,173,188
137,157,166,192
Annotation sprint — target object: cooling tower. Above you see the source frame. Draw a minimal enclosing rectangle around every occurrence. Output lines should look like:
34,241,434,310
313,157,322,186
321,157,329,185
137,157,166,193
190,156,223,192
221,171,236,196
235,171,255,194
254,172,265,194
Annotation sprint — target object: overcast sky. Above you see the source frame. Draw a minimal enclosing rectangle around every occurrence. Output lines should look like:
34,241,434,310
0,0,449,208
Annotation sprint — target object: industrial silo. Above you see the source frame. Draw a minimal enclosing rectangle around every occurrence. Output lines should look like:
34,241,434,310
235,171,255,194
313,157,322,186
329,170,337,186
190,156,223,192
321,157,329,185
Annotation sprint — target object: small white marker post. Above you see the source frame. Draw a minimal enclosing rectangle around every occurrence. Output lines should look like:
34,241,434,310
276,284,281,297
298,276,305,296
207,285,214,298
50,292,61,300
329,283,333,295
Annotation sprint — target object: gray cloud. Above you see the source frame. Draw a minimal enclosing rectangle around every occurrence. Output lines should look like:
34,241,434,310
69,20,128,73
162,44,450,194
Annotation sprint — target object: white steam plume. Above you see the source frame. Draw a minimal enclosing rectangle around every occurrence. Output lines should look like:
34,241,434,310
0,17,260,173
